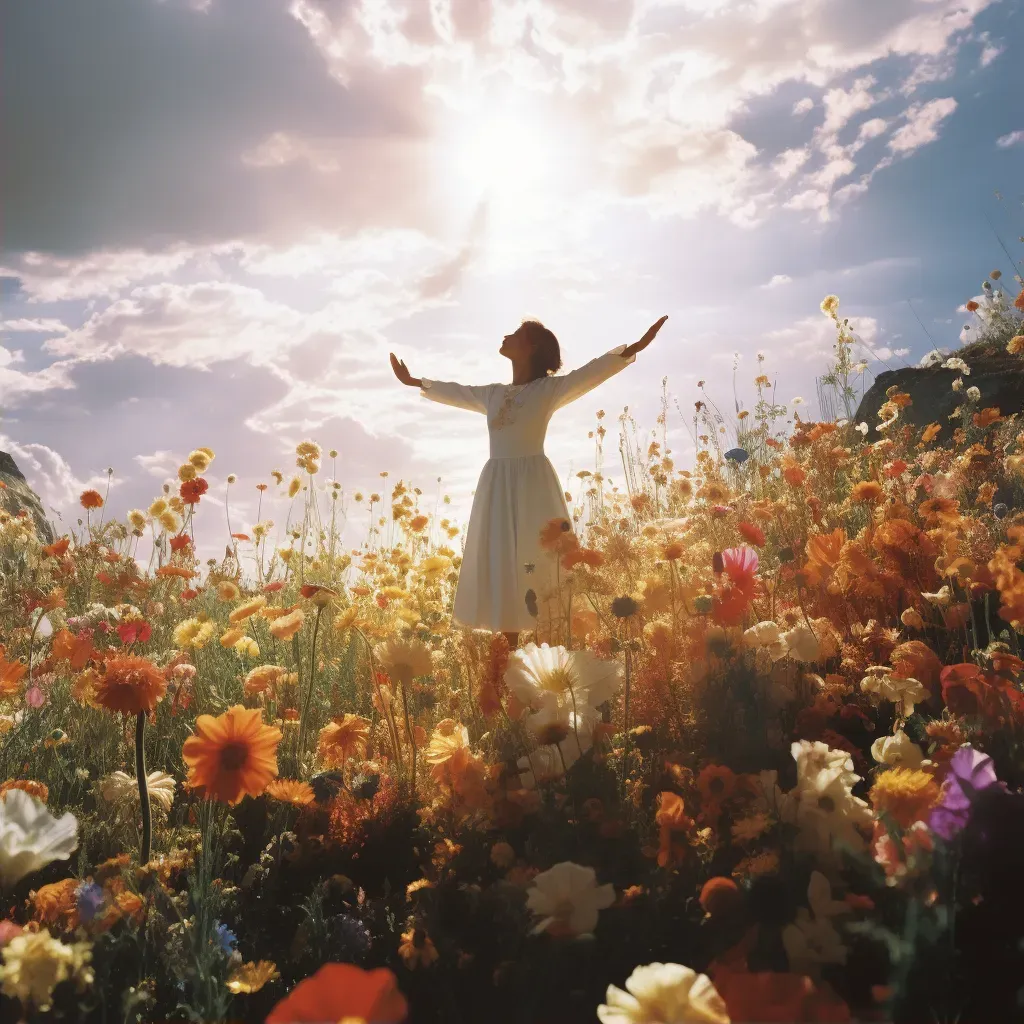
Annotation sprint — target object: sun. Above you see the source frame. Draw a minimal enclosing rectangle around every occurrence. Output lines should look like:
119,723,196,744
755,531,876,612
452,113,552,200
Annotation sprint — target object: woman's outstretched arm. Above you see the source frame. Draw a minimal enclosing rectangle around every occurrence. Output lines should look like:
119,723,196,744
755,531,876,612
551,316,668,410
390,351,492,414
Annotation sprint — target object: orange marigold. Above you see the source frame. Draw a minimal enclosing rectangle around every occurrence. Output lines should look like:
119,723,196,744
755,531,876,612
850,480,884,503
973,407,1002,429
94,655,168,715
31,878,80,929
182,705,282,805
80,490,104,509
265,779,315,806
317,714,371,767
869,768,940,828
0,779,49,803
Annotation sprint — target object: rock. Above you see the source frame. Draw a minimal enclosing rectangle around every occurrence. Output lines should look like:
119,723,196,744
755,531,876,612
0,451,56,545
852,343,1024,443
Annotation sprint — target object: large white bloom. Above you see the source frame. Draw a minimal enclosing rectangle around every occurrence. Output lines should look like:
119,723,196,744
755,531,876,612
790,742,871,861
597,962,730,1024
780,623,820,663
504,643,622,712
742,621,787,662
373,637,433,685
791,740,859,794
526,861,614,937
0,790,78,888
871,728,924,768
98,771,177,813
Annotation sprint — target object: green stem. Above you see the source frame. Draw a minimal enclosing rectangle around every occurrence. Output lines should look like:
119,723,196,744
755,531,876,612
135,711,152,863
400,677,417,800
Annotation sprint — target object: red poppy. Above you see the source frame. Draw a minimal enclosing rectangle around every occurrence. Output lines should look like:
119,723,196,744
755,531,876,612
180,478,209,505
42,537,71,558
266,963,407,1023
169,535,191,552
231,533,250,541
181,588,199,601
116,621,152,646
737,521,765,546
263,581,285,594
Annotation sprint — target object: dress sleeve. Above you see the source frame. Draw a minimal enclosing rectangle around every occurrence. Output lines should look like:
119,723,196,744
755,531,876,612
419,378,492,414
550,344,635,410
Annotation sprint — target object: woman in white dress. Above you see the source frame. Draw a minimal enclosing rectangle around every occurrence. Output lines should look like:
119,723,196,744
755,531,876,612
389,316,667,649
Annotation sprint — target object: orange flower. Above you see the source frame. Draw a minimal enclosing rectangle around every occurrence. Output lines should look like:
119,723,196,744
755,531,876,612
655,791,691,868
51,630,98,671
94,655,167,715
699,877,742,917
0,646,28,697
317,714,371,767
31,878,80,929
918,497,960,524
182,705,282,805
697,763,738,811
0,779,49,802
80,490,104,509
268,607,304,640
179,478,209,505
156,565,196,580
869,768,940,828
538,517,577,553
890,640,942,693
265,779,315,806
850,480,883,503
921,423,941,443
41,537,71,558
266,963,407,1024
782,460,806,487
1014,287,1024,312
972,407,1001,429
737,521,765,546
804,528,845,581
883,459,908,479
713,966,847,1024
662,542,684,560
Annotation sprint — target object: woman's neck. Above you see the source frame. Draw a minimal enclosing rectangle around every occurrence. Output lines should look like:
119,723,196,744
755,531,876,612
511,359,540,385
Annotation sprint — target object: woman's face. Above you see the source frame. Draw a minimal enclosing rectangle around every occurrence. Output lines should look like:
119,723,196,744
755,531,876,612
499,325,533,361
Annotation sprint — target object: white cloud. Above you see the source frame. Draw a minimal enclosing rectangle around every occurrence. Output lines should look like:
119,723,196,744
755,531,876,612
772,147,810,180
996,130,1024,148
888,97,958,154
0,318,70,334
978,33,1004,67
821,76,878,135
764,274,792,288
792,97,814,116
0,434,103,521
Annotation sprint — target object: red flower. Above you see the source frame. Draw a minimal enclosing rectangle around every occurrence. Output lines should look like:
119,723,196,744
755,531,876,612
737,521,765,546
80,490,104,510
116,621,152,646
263,581,285,594
180,478,209,505
42,537,71,558
722,546,759,597
169,535,191,552
940,663,987,717
266,963,407,1023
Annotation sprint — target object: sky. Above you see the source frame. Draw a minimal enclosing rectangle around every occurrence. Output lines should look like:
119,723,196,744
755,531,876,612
2,0,1023,564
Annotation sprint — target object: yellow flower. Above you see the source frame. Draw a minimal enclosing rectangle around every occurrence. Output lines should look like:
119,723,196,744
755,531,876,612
148,498,168,517
869,768,940,828
820,294,840,317
287,477,302,499
229,596,266,623
265,779,315,806
234,637,260,658
334,607,359,632
178,463,197,483
188,449,214,471
0,928,94,1011
226,960,279,995
295,440,322,460
220,628,244,648
373,638,433,685
127,510,147,531
217,581,241,601
244,664,286,696
268,607,304,641
1007,335,1024,355
173,618,215,650
158,510,183,534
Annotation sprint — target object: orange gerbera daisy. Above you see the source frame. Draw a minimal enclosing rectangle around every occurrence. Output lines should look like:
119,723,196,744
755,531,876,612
317,714,371,767
182,705,282,805
94,655,168,715
266,963,407,1024
697,763,738,810
265,779,315,806
31,878,80,929
80,490,104,509
850,480,884,504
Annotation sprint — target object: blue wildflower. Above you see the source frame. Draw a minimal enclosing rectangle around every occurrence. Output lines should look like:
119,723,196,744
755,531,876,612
76,882,106,923
214,922,237,955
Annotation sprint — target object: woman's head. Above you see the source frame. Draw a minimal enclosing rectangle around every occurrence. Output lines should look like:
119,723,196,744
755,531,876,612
499,320,562,379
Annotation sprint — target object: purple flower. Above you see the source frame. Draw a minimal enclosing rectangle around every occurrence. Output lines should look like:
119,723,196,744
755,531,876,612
929,746,1001,840
76,882,106,923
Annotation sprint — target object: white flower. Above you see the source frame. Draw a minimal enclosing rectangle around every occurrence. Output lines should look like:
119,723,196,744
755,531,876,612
742,621,788,662
943,357,970,375
966,386,981,402
732,811,772,843
0,790,78,888
860,666,927,718
791,396,805,406
871,728,924,768
807,870,852,919
752,769,796,822
372,638,433,685
98,771,177,813
921,585,952,607
791,740,859,794
504,642,622,711
597,962,730,1024
782,908,847,975
526,861,614,937
781,623,820,663
855,422,869,436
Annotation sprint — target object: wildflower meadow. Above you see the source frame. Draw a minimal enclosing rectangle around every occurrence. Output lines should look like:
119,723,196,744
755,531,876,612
2,278,1024,1024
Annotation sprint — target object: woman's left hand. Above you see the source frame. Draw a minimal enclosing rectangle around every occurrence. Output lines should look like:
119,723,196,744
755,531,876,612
622,315,668,358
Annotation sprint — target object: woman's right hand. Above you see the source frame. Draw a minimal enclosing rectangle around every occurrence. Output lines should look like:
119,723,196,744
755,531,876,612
389,352,420,387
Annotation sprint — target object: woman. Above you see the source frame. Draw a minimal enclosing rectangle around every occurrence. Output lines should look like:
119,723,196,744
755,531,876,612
389,315,667,649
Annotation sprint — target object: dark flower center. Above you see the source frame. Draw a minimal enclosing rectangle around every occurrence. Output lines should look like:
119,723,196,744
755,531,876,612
220,742,248,772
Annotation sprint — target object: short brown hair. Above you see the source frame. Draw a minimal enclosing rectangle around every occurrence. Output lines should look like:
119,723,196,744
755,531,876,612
520,319,562,379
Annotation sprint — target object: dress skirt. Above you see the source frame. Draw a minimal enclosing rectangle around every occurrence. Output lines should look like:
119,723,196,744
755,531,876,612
452,454,570,632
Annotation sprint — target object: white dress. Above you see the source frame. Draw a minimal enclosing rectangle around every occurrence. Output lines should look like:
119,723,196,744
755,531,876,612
420,344,636,631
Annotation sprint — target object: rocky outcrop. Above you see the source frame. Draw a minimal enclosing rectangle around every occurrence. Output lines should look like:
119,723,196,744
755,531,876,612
0,451,56,545
853,344,1024,442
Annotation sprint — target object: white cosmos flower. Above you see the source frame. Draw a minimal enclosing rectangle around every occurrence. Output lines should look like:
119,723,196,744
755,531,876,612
526,861,615,937
782,907,847,975
791,740,859,795
504,642,622,712
98,771,177,813
597,962,730,1024
0,790,78,888
780,623,820,663
942,357,970,375
871,728,924,768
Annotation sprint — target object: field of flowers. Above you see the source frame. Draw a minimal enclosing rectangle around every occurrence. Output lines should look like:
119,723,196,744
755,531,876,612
2,280,1024,1024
